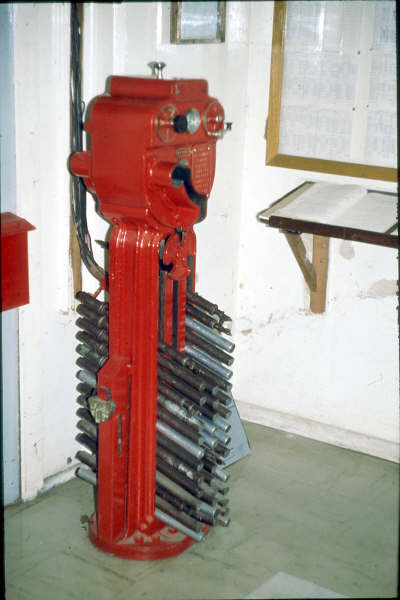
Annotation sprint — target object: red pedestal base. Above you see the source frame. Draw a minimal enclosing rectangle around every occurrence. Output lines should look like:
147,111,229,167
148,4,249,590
88,514,208,560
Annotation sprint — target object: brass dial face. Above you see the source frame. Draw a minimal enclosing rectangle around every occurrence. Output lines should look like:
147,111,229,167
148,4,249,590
203,101,225,137
156,104,177,143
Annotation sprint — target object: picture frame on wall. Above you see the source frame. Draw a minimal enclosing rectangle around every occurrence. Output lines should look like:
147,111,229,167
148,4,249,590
266,0,396,182
170,1,226,45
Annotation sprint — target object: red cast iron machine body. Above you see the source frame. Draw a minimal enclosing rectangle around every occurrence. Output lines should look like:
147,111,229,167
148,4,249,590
70,73,229,559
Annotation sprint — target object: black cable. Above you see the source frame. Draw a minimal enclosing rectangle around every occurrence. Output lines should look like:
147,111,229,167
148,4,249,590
70,2,104,281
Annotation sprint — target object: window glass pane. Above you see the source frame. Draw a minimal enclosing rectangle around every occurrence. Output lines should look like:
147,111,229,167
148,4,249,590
180,2,219,40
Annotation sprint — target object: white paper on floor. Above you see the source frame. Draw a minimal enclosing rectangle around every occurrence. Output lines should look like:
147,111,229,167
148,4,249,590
245,571,348,599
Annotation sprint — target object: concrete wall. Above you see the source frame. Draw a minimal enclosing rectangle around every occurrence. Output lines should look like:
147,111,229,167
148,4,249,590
8,2,398,501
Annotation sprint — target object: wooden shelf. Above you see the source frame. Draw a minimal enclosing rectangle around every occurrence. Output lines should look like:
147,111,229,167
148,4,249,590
258,182,398,314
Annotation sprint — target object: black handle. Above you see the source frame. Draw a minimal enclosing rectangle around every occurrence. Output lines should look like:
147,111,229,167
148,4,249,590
172,165,207,223
173,115,188,133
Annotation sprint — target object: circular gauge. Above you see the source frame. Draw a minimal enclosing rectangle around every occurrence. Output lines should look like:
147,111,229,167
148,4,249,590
185,108,201,134
203,101,225,137
156,104,177,143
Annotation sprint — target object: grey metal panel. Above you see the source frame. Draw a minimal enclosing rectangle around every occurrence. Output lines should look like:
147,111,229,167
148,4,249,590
221,394,251,467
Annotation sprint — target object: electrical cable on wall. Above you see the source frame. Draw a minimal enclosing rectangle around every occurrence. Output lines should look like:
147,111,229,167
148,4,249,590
70,2,104,281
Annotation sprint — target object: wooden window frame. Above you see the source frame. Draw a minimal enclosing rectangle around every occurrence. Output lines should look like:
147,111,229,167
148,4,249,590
265,0,397,182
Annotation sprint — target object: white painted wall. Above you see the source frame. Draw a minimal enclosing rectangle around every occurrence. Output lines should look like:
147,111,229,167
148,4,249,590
1,4,20,504
12,3,77,499
234,2,399,461
10,1,398,500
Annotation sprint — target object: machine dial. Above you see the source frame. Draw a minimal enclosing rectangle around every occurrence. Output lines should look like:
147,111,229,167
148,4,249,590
203,101,225,138
156,104,177,143
185,108,201,134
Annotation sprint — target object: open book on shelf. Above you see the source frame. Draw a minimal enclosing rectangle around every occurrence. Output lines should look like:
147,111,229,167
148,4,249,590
268,183,397,235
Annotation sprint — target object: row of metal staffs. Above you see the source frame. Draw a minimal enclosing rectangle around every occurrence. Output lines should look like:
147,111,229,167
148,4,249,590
74,289,235,542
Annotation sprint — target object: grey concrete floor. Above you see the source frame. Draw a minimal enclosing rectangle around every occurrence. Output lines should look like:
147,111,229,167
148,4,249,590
4,421,399,599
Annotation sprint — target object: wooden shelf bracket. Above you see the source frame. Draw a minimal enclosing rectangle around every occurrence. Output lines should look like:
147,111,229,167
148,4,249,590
282,231,329,314
258,182,396,316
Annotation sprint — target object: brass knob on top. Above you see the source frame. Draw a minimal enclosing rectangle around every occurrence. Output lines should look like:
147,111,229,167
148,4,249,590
148,61,166,79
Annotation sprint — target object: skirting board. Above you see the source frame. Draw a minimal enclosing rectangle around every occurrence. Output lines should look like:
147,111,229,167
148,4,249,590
41,462,79,495
237,400,399,463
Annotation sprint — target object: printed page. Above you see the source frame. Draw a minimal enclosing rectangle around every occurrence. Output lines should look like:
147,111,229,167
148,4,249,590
333,192,397,232
273,183,367,222
272,184,397,233
276,0,396,169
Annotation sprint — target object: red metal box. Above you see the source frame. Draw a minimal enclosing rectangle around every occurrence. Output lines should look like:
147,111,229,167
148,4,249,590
1,212,35,312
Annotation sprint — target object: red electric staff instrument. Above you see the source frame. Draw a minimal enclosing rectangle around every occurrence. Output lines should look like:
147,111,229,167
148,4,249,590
69,64,233,560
